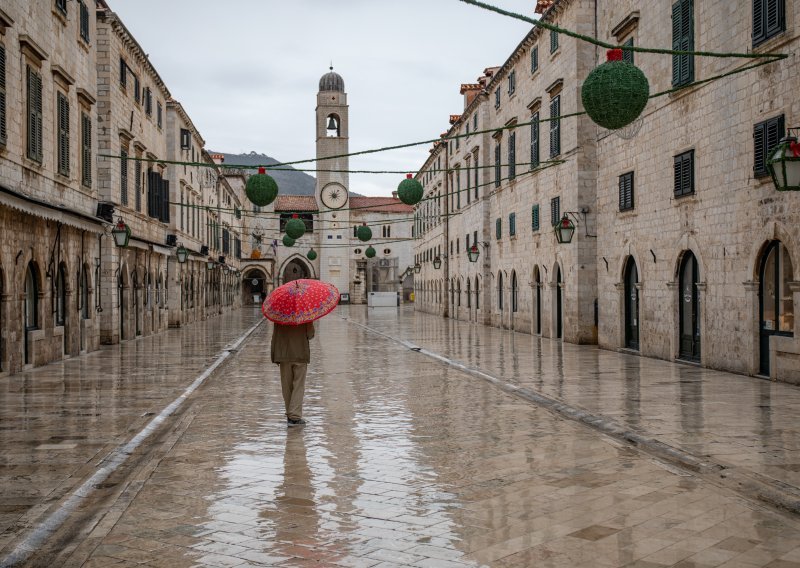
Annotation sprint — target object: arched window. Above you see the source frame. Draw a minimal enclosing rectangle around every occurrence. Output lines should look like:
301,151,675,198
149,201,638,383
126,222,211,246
759,241,794,374
498,272,504,311
511,270,518,313
326,114,340,137
624,257,639,350
679,251,700,361
55,264,66,326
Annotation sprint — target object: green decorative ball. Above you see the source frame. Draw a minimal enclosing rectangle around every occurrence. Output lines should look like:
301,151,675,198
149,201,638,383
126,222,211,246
581,60,649,130
246,172,279,207
356,225,372,242
285,217,306,239
397,177,424,205
306,249,318,261
365,246,376,258
282,235,295,248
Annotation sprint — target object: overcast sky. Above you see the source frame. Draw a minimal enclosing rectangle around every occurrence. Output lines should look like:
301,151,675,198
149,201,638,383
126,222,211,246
111,1,535,196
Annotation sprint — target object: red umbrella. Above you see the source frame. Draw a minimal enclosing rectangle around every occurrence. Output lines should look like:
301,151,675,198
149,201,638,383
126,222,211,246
261,279,340,325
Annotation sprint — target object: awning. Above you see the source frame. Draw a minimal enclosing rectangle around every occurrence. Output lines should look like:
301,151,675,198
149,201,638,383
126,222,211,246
0,187,105,234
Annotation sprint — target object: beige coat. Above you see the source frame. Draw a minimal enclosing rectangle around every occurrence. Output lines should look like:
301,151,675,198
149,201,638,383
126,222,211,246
271,323,315,364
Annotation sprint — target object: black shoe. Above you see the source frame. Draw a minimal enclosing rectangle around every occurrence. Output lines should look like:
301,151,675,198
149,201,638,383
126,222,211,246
287,418,306,427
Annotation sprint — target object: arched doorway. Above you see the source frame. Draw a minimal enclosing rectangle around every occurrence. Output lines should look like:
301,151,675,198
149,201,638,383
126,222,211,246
498,272,504,313
282,258,310,283
131,269,141,337
759,240,794,375
679,251,700,361
244,268,268,305
533,266,542,335
624,257,640,350
24,262,39,364
554,265,562,339
56,263,67,354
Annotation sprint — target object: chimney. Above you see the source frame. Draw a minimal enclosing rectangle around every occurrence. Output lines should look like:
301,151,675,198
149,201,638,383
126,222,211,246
392,191,398,199
535,0,554,14
210,153,225,164
460,83,482,108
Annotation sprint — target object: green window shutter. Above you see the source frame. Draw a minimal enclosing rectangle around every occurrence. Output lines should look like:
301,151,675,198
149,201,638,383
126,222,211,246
494,143,501,187
619,172,634,211
550,29,558,53
509,213,516,236
57,93,70,176
508,132,516,179
672,0,694,87
0,44,6,145
496,218,502,239
81,113,92,187
530,112,540,169
531,46,538,73
550,196,560,226
120,149,128,205
549,96,560,158
754,0,786,46
674,150,695,197
27,66,43,163
532,204,540,231
622,38,634,64
754,115,785,177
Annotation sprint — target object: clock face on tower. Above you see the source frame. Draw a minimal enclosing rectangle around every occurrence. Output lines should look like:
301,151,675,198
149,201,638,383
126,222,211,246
320,182,348,210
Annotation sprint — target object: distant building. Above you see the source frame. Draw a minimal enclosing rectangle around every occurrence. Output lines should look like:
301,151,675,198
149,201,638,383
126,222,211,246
236,69,415,305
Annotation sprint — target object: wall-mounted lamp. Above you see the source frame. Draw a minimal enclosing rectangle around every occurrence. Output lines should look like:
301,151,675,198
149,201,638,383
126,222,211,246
111,217,131,248
767,129,800,192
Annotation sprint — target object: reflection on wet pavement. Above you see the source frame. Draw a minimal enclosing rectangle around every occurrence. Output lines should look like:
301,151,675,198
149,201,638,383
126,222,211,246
65,307,800,567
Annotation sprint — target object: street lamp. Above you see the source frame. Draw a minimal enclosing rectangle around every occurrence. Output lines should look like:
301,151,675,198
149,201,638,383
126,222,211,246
767,133,800,192
554,214,576,244
433,256,442,269
176,244,189,264
111,217,131,248
206,257,216,270
414,262,421,274
467,242,489,263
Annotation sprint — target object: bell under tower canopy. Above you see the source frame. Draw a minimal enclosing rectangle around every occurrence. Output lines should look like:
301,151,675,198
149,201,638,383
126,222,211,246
319,67,345,93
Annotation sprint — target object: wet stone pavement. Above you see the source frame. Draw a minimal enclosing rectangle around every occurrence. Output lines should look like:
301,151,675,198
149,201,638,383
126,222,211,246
3,307,800,567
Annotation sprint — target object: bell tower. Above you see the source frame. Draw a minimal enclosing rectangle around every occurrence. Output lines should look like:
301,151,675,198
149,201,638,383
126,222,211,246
315,67,350,294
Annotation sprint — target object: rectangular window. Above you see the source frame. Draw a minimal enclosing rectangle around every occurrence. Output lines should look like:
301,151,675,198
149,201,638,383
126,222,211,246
134,75,140,103
27,66,43,163
494,142,501,188
474,153,479,199
531,204,540,231
619,171,634,211
473,113,478,131
754,115,785,177
753,0,785,46
495,218,502,240
0,44,5,145
672,0,694,87
135,158,142,211
622,37,634,64
81,113,92,188
473,230,478,249
119,57,127,87
144,87,152,116
550,29,559,53
222,229,230,254
456,167,461,209
531,46,539,73
530,112,540,168
120,149,128,205
674,150,695,197
55,0,67,15
157,102,162,128
495,89,500,109
79,1,90,42
180,128,191,149
508,71,516,96
549,95,561,158
508,131,516,180
550,196,560,226
465,158,471,204
509,212,516,236
57,92,70,176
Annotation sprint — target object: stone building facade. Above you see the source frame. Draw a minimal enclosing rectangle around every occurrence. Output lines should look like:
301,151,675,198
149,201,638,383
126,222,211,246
413,0,800,383
0,1,243,376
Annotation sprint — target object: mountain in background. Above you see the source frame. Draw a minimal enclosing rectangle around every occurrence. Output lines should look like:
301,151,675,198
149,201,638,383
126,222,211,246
212,151,317,196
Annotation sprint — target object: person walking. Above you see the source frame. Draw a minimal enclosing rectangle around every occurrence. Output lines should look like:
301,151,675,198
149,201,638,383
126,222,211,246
271,322,315,426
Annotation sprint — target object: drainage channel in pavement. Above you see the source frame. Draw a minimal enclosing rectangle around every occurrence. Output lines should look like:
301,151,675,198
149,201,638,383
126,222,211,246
347,317,800,519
